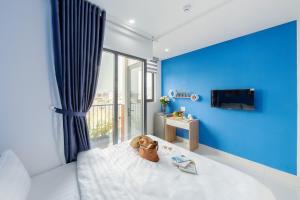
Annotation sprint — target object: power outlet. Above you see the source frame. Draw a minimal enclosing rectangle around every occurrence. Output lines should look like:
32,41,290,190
180,106,186,112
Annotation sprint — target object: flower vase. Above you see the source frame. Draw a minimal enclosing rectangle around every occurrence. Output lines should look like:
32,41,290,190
161,104,166,113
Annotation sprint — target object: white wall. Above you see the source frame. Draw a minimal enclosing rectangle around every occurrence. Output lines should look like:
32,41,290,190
0,0,61,175
147,62,161,134
104,23,153,59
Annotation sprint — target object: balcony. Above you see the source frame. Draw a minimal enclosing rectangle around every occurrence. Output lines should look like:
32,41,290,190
87,103,142,148
87,104,123,148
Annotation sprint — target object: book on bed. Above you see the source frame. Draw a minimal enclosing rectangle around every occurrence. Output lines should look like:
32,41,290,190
171,155,197,174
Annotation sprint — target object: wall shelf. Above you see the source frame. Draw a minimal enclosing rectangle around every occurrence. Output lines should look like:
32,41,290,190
174,97,191,99
168,89,199,101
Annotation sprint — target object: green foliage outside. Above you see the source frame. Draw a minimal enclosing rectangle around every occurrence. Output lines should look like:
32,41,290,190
88,121,112,139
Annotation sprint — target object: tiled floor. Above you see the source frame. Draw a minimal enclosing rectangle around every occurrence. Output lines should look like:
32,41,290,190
173,140,300,200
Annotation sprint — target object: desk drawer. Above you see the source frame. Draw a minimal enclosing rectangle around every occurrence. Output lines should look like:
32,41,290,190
166,119,189,130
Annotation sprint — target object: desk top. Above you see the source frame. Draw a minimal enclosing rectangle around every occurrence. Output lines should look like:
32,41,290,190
167,117,198,122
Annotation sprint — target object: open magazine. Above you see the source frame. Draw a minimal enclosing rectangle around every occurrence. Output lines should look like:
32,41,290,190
171,155,197,175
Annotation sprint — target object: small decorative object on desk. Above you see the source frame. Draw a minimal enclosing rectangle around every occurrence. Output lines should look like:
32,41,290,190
187,114,193,120
172,111,184,118
160,96,170,113
171,155,197,175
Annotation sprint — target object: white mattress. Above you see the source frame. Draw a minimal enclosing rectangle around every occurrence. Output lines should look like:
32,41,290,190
27,162,80,200
77,135,276,200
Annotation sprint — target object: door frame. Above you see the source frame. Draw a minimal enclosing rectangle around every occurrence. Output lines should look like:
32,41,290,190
103,48,147,144
127,63,143,140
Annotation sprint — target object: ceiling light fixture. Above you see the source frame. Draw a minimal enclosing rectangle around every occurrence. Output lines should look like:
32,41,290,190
164,48,169,52
128,19,135,24
183,4,192,13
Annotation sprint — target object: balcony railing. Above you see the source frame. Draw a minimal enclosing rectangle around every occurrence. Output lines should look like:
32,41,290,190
87,104,124,140
87,103,142,147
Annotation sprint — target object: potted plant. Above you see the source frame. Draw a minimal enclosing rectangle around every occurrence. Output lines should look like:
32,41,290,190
160,96,170,113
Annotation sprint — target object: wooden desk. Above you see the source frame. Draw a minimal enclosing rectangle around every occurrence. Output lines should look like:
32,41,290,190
165,117,199,151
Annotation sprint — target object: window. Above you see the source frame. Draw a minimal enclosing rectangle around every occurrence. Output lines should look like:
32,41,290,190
146,72,154,102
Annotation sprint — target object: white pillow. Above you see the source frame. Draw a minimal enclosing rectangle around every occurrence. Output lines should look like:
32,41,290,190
0,150,31,200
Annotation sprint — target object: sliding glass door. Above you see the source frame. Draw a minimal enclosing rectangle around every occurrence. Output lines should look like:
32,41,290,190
119,55,144,141
87,49,146,148
87,51,114,148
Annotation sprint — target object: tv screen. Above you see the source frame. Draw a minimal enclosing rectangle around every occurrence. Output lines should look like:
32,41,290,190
211,89,255,110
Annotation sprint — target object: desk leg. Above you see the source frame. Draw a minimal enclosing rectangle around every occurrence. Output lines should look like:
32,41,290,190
165,125,176,142
189,122,199,151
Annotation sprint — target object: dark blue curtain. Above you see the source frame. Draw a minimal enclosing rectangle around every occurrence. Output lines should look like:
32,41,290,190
51,0,106,162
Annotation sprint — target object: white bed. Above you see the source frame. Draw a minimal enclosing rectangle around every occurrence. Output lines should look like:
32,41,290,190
27,162,80,200
0,150,79,200
0,136,276,200
77,135,276,200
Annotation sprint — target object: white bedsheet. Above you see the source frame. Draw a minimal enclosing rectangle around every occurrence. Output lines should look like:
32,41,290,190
27,162,80,200
77,136,276,200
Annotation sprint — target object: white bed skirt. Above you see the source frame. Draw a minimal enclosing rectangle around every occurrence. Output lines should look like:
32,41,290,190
77,136,275,200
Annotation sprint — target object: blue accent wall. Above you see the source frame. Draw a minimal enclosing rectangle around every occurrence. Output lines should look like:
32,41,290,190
161,21,297,175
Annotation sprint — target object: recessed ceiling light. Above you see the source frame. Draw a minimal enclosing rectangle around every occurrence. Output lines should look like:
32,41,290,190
128,19,135,24
183,4,192,13
164,48,169,52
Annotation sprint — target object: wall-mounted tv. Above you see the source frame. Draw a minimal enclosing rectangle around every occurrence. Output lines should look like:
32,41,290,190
211,89,255,110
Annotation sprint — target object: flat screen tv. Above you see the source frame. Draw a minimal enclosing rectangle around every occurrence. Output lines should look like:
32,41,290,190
211,89,255,110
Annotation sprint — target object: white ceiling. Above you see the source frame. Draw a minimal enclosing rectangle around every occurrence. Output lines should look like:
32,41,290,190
94,0,300,59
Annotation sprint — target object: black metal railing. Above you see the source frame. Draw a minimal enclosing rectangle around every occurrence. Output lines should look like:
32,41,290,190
87,104,119,139
87,103,142,141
